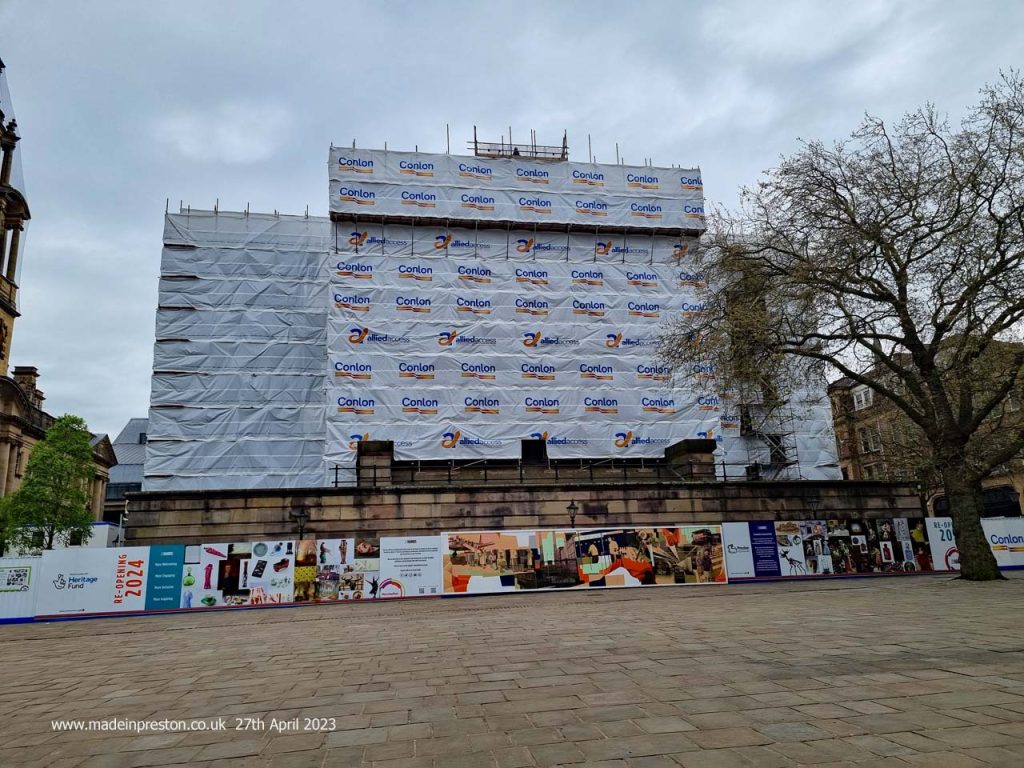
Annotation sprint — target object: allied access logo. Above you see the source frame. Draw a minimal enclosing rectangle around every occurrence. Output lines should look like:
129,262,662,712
606,333,657,350
571,269,604,287
456,264,493,284
398,159,435,178
515,297,549,316
441,429,501,448
439,330,497,347
672,242,689,259
336,156,374,175
524,396,560,414
334,361,372,380
595,241,648,258
460,361,497,380
401,397,439,416
615,430,671,448
572,299,606,318
337,396,375,416
636,364,671,383
521,362,555,381
614,431,634,448
579,363,613,381
339,186,376,206
626,172,660,190
348,327,410,345
336,259,374,279
347,232,411,250
464,396,500,415
515,239,568,256
584,396,619,415
399,190,437,209
457,161,495,181
455,297,492,316
530,431,589,446
348,432,370,450
398,362,435,380
334,294,371,312
572,168,605,187
523,331,579,348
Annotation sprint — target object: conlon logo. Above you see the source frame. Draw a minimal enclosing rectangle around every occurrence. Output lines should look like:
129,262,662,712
399,190,437,208
336,260,374,279
571,269,604,287
518,196,553,214
464,396,500,415
515,167,550,184
579,363,613,381
339,186,376,205
457,162,494,181
630,201,663,220
679,173,703,191
626,172,659,190
334,294,371,312
515,267,549,286
395,296,431,314
460,361,497,380
336,156,374,174
572,298,606,317
636,364,671,382
398,159,435,177
571,169,605,187
521,362,555,381
401,397,439,415
515,297,549,316
334,362,372,380
685,203,706,220
398,362,435,380
575,199,609,217
455,297,492,316
584,396,619,415
697,395,721,411
337,396,375,416
460,193,496,212
641,397,677,415
524,396,560,414
680,301,710,317
457,265,493,284
627,301,661,319
678,271,707,288
398,264,433,282
626,270,659,288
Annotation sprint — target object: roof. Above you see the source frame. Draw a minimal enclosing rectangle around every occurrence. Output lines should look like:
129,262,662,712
112,417,148,468
113,417,148,447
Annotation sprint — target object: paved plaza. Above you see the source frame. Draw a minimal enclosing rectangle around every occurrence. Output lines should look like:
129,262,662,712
2,575,1024,767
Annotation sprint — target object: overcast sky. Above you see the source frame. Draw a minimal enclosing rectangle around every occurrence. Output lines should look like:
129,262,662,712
1,0,1022,438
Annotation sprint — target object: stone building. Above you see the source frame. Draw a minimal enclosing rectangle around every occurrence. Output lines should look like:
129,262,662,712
828,376,1023,517
0,58,115,521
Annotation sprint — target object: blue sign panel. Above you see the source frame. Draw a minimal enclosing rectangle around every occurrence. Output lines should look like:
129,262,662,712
749,521,782,577
145,545,185,610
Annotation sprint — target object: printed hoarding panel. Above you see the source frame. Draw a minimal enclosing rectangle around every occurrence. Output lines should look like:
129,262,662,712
926,517,960,572
0,557,40,621
982,517,1024,569
36,547,150,616
378,536,444,598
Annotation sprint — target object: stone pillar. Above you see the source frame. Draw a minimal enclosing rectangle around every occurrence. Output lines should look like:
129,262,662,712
0,440,9,497
5,223,20,282
5,443,18,494
0,227,7,277
91,477,105,522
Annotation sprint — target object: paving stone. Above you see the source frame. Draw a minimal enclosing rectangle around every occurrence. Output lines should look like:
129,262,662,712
687,727,772,749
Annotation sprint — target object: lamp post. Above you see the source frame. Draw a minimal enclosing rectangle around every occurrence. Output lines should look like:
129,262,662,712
291,506,310,540
807,495,821,516
115,501,129,546
567,499,579,529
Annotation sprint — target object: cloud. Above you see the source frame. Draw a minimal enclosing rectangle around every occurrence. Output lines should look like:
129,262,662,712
152,102,293,164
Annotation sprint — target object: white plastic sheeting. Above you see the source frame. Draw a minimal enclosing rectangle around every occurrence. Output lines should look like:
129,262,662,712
145,211,330,491
328,148,705,230
147,209,839,491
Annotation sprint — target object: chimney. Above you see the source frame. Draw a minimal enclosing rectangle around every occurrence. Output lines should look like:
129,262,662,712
12,365,44,410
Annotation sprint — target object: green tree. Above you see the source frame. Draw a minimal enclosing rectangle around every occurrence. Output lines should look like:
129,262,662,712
9,414,96,551
661,73,1024,581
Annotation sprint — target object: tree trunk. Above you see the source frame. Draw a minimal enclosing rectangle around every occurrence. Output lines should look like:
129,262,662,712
939,464,1003,580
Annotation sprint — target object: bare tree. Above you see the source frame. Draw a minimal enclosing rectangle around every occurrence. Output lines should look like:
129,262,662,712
661,73,1024,580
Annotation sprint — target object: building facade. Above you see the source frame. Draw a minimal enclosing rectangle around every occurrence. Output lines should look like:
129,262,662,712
828,377,1024,517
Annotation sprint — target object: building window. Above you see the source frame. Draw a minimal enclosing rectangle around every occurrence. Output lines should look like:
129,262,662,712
852,386,873,411
864,464,878,479
858,426,882,454
138,432,147,444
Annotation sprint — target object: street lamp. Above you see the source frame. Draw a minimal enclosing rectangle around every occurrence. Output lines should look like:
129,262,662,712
291,506,310,540
807,495,821,516
567,499,579,528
